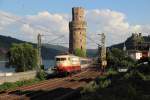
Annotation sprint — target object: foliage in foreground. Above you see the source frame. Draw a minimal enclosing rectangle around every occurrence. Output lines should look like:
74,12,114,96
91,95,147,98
8,43,38,72
107,48,135,69
80,66,150,100
80,48,150,100
36,70,47,80
0,71,47,92
0,78,41,91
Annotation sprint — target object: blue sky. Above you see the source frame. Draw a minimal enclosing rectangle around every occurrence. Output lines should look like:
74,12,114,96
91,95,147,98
0,0,150,48
0,0,150,24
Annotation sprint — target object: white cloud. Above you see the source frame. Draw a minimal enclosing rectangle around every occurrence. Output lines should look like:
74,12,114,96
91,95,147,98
25,11,69,34
86,9,129,34
0,9,150,48
0,11,69,44
0,11,19,31
86,9,150,47
21,24,34,34
21,11,69,43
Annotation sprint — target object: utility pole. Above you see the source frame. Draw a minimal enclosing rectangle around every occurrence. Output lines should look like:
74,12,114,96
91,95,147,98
37,33,42,72
98,33,107,72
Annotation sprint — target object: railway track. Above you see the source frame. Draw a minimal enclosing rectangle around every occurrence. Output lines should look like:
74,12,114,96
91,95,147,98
17,69,89,91
27,70,99,100
0,67,100,100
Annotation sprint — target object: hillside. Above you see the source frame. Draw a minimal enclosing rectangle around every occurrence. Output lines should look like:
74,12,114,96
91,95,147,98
0,35,97,60
110,34,150,50
0,35,68,60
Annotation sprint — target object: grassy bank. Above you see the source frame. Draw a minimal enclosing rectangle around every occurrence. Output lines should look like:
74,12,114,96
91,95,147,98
0,78,41,92
0,71,46,92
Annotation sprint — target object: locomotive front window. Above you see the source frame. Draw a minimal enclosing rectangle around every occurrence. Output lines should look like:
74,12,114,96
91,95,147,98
61,58,66,61
56,58,66,61
56,58,61,61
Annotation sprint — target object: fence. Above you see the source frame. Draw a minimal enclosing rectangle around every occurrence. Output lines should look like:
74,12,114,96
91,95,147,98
0,71,37,84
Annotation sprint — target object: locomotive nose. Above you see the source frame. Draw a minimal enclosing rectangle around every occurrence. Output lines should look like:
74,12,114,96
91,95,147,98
56,64,63,69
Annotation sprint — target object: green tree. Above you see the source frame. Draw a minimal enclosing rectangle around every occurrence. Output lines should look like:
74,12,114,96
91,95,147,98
107,48,135,69
8,43,38,72
74,48,86,57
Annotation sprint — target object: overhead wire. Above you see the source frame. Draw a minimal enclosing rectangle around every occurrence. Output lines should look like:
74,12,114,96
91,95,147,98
42,34,65,44
0,13,68,38
0,13,100,48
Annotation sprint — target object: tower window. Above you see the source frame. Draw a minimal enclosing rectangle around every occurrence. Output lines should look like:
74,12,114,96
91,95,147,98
80,39,82,42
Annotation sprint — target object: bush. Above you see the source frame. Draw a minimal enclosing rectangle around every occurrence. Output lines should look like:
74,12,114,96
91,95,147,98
0,78,41,91
82,76,111,94
81,81,98,93
107,48,135,69
99,79,111,88
127,85,137,99
36,71,46,80
126,70,147,80
137,64,150,75
106,68,118,75
0,82,17,91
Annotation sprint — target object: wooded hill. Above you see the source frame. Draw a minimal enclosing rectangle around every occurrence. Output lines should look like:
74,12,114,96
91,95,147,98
111,34,150,50
0,35,68,60
0,35,97,60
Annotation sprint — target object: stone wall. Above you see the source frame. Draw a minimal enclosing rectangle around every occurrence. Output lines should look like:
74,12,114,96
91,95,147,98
0,71,37,84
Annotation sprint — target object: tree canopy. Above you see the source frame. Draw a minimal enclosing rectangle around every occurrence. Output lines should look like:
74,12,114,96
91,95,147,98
107,48,135,69
8,43,38,72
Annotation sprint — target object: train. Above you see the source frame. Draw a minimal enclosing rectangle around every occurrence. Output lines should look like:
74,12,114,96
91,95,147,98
54,54,92,74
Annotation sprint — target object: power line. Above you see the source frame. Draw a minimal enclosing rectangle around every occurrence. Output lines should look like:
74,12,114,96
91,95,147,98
48,43,69,45
82,33,99,46
42,34,65,44
0,13,100,47
0,13,68,39
0,13,71,47
0,30,23,36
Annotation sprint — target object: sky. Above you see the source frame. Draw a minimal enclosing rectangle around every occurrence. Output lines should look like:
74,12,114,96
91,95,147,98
0,0,150,48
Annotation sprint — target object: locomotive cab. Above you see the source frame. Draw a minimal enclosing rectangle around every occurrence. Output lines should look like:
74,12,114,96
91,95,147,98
55,55,81,74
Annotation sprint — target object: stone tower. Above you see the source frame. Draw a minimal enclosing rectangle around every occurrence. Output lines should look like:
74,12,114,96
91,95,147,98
69,7,87,54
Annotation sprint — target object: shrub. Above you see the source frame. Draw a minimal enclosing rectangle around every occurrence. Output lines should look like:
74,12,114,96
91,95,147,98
81,81,98,93
137,64,150,75
106,68,118,75
127,70,147,80
0,82,17,91
127,85,137,100
36,70,46,80
98,79,111,88
0,78,41,91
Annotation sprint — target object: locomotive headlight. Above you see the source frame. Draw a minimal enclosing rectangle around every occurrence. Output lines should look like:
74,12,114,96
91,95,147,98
63,62,67,66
